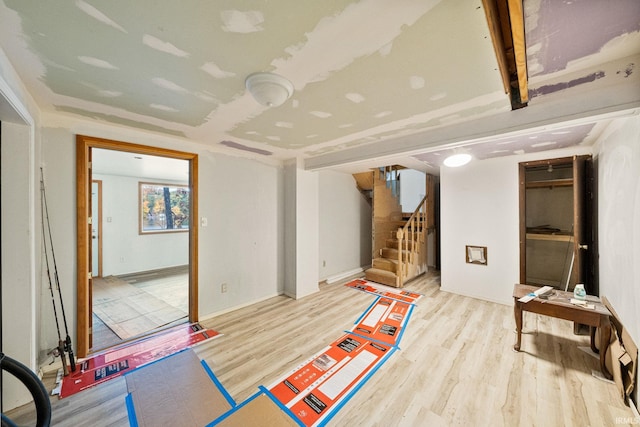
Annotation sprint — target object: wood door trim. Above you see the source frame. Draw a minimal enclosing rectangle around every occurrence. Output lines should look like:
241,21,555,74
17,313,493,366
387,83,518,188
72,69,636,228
76,135,199,357
92,180,103,278
573,155,591,290
518,162,526,284
518,156,574,284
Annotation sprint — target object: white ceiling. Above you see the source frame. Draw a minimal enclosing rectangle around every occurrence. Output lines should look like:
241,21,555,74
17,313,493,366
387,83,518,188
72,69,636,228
1,0,639,174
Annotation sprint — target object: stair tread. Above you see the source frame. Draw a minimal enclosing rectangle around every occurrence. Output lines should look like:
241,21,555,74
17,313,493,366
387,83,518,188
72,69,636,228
374,257,398,264
382,248,410,255
365,268,400,287
365,267,397,277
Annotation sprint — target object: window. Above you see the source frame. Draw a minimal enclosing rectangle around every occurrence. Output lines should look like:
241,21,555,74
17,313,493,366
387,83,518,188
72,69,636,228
139,182,190,233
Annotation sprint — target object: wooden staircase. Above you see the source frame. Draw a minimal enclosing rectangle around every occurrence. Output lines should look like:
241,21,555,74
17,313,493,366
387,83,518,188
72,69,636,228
358,167,436,288
365,205,429,287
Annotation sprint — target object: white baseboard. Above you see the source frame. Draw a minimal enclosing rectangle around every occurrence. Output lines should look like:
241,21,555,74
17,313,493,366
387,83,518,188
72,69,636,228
199,292,281,321
439,287,512,306
324,267,366,285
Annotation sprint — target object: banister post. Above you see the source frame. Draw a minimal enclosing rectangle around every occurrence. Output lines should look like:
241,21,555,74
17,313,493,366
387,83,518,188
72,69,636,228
396,228,404,288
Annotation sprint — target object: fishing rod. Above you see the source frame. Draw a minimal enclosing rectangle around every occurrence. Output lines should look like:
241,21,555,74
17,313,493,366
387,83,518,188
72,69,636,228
40,174,68,376
40,167,76,375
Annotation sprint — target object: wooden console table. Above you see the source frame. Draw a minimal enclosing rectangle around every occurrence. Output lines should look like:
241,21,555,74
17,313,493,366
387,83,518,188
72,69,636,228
513,284,612,380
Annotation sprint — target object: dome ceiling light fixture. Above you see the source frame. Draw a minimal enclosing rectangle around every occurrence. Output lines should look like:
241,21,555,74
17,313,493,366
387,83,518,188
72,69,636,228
245,72,294,107
443,152,472,168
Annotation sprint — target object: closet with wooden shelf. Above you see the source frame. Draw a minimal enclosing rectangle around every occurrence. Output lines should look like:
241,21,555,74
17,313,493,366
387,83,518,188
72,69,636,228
519,155,596,294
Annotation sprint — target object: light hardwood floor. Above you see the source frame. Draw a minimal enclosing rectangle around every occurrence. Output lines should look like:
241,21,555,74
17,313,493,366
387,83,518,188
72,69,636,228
7,272,636,426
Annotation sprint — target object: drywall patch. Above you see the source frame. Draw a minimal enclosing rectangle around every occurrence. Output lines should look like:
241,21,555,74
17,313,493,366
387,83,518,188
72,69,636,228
76,0,126,33
531,141,557,148
142,34,189,58
345,93,365,103
378,42,393,56
410,76,425,89
220,140,272,156
3,0,227,129
529,71,605,98
78,56,118,69
55,106,186,137
201,62,235,79
526,0,640,76
270,0,441,87
150,103,179,112
151,77,189,93
79,81,122,98
220,10,264,33
310,111,332,118
194,91,217,103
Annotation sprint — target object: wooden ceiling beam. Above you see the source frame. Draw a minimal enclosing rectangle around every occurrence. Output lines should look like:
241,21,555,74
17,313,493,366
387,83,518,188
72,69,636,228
482,0,528,109
508,0,528,104
482,0,510,96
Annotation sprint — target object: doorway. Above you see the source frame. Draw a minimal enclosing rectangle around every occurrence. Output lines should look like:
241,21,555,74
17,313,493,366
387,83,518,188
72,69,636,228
76,135,199,357
518,155,594,293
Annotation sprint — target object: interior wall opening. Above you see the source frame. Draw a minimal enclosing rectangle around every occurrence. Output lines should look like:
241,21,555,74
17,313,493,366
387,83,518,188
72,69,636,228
76,135,199,357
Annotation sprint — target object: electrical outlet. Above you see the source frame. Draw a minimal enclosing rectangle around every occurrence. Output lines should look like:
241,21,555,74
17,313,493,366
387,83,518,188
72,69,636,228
221,283,227,293
323,260,326,267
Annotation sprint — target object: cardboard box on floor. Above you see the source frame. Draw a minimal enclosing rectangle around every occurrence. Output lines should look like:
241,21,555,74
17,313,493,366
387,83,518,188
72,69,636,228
213,393,300,427
602,297,638,405
126,349,300,427
126,349,232,426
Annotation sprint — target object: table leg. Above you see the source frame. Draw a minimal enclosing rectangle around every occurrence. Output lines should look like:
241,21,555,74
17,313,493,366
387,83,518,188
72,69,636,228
599,323,613,380
590,326,598,354
514,301,523,351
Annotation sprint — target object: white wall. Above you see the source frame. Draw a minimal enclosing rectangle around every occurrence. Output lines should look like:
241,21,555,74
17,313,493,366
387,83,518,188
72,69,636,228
296,164,319,298
93,173,189,276
440,146,591,305
284,160,297,297
318,170,372,282
1,121,36,409
595,115,640,366
440,154,520,304
38,128,81,360
199,152,284,312
399,169,426,213
1,47,43,411
283,159,319,299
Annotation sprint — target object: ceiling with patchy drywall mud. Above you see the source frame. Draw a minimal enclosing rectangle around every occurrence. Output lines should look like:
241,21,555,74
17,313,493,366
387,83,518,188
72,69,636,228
0,0,639,172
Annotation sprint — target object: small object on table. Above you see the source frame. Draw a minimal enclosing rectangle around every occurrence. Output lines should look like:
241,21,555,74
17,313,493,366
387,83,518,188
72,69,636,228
574,284,587,301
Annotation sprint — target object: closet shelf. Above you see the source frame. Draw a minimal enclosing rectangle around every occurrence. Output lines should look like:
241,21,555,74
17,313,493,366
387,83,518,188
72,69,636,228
525,178,573,189
526,233,574,242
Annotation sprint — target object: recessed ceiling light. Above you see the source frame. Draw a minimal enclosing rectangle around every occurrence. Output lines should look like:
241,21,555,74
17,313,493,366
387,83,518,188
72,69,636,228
443,153,472,167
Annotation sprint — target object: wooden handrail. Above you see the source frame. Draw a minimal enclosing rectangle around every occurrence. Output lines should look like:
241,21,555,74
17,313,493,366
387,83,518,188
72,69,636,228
396,194,429,287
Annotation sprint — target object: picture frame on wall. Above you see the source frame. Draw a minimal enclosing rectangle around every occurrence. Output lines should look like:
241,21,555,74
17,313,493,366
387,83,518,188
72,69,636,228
466,245,487,265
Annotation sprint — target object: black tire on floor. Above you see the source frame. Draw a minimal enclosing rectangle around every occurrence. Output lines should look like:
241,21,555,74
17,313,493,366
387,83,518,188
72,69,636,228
1,353,51,427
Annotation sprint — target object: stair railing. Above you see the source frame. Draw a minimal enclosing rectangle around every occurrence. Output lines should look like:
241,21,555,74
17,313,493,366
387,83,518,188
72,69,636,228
396,194,429,288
